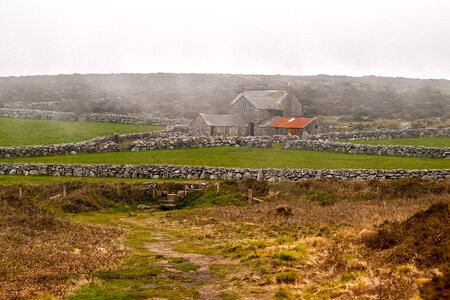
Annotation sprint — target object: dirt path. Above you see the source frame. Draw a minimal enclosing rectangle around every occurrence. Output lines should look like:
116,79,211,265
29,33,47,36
125,212,276,300
146,232,238,300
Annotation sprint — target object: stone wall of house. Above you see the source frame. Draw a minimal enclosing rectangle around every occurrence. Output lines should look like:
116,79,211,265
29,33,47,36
0,108,78,121
1,163,449,180
189,116,210,135
309,128,450,141
284,140,450,158
229,97,279,125
281,94,303,116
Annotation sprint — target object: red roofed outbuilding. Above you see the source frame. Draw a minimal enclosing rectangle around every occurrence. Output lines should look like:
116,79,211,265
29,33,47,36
267,117,325,137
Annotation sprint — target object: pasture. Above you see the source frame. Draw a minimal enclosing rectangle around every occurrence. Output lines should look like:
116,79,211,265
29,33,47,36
0,117,164,146
2,144,450,169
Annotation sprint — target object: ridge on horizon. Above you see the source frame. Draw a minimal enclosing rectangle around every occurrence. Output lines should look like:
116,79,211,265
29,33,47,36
0,72,449,81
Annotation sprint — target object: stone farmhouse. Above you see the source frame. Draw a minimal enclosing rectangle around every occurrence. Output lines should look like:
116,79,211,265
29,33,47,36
190,90,321,137
189,113,247,136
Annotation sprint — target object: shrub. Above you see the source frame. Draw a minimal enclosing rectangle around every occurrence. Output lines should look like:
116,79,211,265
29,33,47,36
275,272,298,284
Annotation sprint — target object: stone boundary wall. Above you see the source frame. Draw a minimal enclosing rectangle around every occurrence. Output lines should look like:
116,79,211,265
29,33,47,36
0,163,449,180
1,131,450,159
0,133,271,158
83,113,191,126
129,135,272,151
309,128,450,141
0,137,120,158
284,140,450,159
0,108,78,121
0,108,190,126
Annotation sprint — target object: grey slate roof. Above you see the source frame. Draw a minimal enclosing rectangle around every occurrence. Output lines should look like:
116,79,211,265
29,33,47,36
199,113,247,127
230,90,289,110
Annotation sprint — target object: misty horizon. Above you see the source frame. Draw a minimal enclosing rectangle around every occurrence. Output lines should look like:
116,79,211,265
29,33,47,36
1,72,450,82
1,0,450,79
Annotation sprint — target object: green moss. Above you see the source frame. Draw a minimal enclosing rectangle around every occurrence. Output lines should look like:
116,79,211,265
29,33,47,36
173,263,201,271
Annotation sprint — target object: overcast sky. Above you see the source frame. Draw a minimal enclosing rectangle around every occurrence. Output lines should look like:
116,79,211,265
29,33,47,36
1,0,450,78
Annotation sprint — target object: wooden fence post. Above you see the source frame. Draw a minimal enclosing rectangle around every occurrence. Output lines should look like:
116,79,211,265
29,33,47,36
116,183,121,196
248,189,253,204
19,187,23,199
63,185,67,197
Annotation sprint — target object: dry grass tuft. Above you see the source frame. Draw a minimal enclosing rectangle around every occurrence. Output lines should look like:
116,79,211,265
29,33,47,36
0,183,133,299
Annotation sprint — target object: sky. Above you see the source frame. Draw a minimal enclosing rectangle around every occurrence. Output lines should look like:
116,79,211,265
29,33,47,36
1,0,450,79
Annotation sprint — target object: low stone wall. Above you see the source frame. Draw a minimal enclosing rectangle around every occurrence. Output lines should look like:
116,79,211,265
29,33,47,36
0,132,271,158
0,108,191,126
83,113,178,126
0,163,449,180
0,137,120,158
0,108,78,121
129,135,272,151
310,128,450,141
284,140,450,159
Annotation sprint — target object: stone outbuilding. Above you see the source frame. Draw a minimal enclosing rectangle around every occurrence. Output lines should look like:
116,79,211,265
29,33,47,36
229,90,302,135
265,117,325,137
189,113,248,136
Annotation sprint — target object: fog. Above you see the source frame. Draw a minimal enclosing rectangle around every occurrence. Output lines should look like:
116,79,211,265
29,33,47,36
1,0,450,79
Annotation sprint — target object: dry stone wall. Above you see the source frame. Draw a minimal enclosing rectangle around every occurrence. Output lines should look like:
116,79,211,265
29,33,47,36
0,108,190,126
0,137,119,158
83,113,191,126
130,135,272,151
0,163,449,180
0,108,78,121
310,128,450,141
284,140,450,159
0,133,271,158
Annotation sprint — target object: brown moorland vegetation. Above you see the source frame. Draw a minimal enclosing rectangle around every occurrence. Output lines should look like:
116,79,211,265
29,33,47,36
0,182,149,299
0,179,449,299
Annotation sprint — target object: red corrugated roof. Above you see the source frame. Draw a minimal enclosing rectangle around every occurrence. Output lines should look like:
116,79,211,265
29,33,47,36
269,117,316,128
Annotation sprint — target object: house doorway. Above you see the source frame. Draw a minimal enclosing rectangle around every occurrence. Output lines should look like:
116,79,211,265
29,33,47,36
248,122,255,136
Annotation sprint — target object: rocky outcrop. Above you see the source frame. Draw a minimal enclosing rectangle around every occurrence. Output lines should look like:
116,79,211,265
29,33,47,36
0,163,449,180
284,140,450,159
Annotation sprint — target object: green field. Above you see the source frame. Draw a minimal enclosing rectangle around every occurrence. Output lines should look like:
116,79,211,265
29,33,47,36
345,137,450,147
2,144,449,169
0,117,164,146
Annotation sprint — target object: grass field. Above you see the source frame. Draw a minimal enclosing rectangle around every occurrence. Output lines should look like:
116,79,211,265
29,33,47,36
345,137,450,147
0,117,164,146
2,144,450,169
